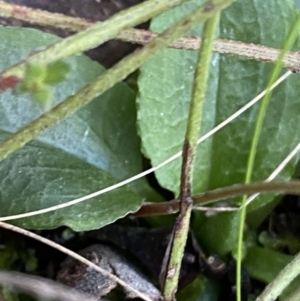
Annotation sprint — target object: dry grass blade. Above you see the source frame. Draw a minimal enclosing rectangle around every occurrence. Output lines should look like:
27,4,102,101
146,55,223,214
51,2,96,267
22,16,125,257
0,2,299,70
245,141,300,206
0,271,99,301
0,222,154,301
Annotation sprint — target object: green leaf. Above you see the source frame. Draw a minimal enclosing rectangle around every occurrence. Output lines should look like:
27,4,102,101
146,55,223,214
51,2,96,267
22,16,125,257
0,26,159,230
44,61,71,85
24,63,47,85
31,85,52,104
137,0,300,254
295,0,300,9
243,246,300,300
177,275,220,301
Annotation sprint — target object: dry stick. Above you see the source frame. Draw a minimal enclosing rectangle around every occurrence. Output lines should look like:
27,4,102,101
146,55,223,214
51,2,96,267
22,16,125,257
131,180,300,217
193,180,300,207
134,140,300,216
0,0,190,79
0,2,300,71
162,11,221,301
0,2,94,32
0,271,99,301
0,222,153,301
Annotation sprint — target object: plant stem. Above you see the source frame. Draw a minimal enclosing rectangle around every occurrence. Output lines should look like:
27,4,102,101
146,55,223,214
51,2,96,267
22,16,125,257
1,2,300,71
0,2,94,32
0,0,190,79
131,180,300,217
1,179,300,222
0,0,235,163
236,16,300,301
255,251,300,301
162,11,221,301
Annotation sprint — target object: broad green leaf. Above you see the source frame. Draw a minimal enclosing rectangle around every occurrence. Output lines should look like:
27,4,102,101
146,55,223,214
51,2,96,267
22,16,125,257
177,276,220,301
243,246,300,300
244,246,292,284
0,26,159,230
137,0,300,254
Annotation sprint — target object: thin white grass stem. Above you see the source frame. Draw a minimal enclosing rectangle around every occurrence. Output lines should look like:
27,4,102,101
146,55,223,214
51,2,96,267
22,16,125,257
195,206,237,212
193,140,300,212
196,70,292,145
245,141,300,206
0,71,291,222
0,222,153,301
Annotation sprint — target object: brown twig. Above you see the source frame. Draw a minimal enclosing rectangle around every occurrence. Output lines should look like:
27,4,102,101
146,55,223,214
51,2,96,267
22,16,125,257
131,180,300,217
0,2,299,71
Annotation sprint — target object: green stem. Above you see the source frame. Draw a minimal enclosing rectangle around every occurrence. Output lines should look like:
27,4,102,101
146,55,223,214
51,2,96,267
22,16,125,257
255,251,300,301
0,0,235,163
162,12,221,301
236,16,300,301
0,0,190,79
